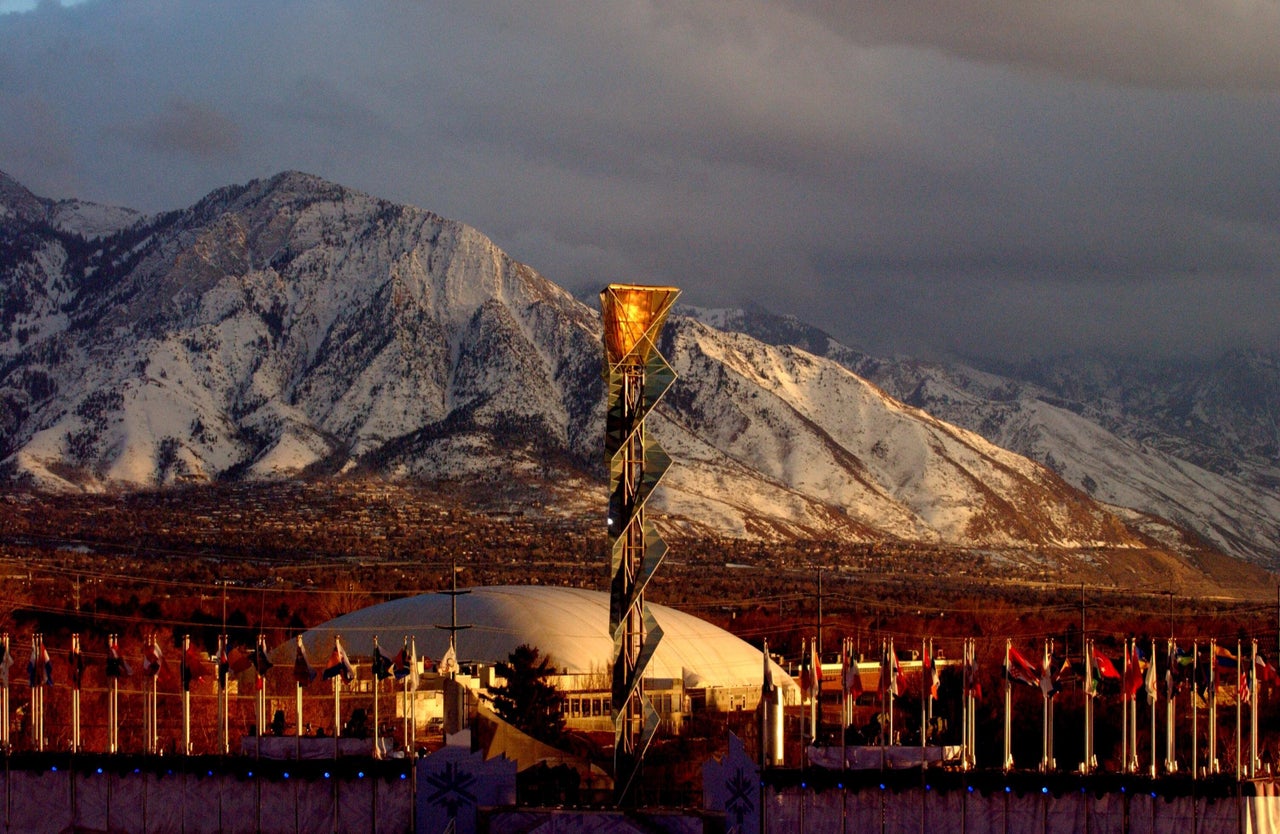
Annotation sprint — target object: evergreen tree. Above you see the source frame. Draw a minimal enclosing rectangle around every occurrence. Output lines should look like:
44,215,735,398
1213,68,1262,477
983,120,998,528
489,644,566,745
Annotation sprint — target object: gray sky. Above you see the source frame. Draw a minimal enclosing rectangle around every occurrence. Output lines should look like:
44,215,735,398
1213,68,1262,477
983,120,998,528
2,1,1277,361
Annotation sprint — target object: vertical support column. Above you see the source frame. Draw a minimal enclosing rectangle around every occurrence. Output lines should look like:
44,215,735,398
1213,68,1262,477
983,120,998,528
601,283,679,805
0,633,9,752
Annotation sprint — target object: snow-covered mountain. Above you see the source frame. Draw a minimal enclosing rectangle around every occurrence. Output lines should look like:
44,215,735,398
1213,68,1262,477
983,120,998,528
690,308,1280,567
0,170,1263,579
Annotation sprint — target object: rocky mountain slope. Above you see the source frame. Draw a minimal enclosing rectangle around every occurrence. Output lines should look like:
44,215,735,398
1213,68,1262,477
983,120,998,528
0,170,1268,581
693,309,1280,566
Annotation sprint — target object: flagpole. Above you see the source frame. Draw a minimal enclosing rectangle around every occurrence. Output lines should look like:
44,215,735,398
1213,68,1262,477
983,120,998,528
400,637,410,757
1130,639,1138,773
963,637,975,771
294,635,305,761
1083,638,1093,774
1040,638,1049,772
333,636,343,760
1236,638,1243,780
1121,639,1129,773
1250,638,1258,778
32,634,44,751
182,634,192,756
218,634,229,755
147,634,158,755
1209,638,1218,774
256,633,267,761
1192,642,1198,779
373,636,381,760
888,637,896,749
1149,638,1156,778
108,634,119,754
0,633,9,753
1165,639,1176,774
71,633,81,752
921,637,928,765
879,638,888,770
1003,638,1012,773
410,636,419,754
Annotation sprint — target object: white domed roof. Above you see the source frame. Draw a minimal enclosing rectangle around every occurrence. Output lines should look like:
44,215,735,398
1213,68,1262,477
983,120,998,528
284,585,795,693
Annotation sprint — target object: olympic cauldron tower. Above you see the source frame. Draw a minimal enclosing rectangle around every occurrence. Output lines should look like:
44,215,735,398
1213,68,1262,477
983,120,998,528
600,283,679,804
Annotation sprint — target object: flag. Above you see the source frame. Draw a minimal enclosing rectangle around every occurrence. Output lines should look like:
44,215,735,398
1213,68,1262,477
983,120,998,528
106,637,132,678
1039,647,1060,698
293,636,315,686
217,642,230,686
1092,648,1121,680
0,641,12,686
923,645,939,701
1145,652,1158,705
1256,655,1280,687
227,645,253,674
392,646,411,681
799,638,813,696
1214,645,1238,668
69,641,85,690
963,643,982,700
1006,647,1040,688
1239,670,1252,705
1122,645,1144,699
323,637,355,682
762,641,776,703
182,644,210,691
372,643,393,681
28,638,53,687
142,638,164,677
253,637,273,676
438,643,459,676
842,642,864,699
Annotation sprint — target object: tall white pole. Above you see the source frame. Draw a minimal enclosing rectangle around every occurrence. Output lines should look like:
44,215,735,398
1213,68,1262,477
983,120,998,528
409,636,418,754
1122,639,1130,773
217,634,229,755
108,634,119,754
373,636,381,760
1192,643,1198,779
333,637,343,760
1165,639,1176,774
1083,639,1093,774
1209,638,1218,774
182,634,192,756
1003,638,1012,773
1251,639,1259,778
921,637,928,762
71,633,81,752
1149,638,1157,777
887,637,895,748
0,633,9,752
256,634,266,759
1236,639,1243,780
32,634,44,752
965,638,976,770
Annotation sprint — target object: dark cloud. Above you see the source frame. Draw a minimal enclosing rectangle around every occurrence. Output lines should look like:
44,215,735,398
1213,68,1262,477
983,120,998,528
122,98,242,159
0,0,1276,361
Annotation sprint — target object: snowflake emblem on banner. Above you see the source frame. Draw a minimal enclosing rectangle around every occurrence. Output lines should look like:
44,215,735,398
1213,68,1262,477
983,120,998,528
425,761,478,818
725,766,755,828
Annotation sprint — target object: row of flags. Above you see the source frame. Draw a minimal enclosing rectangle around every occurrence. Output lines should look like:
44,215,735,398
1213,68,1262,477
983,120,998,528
1004,642,1280,703
789,639,1280,704
0,633,439,693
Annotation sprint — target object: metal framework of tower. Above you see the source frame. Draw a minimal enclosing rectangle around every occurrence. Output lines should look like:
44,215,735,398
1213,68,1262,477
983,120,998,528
600,283,679,805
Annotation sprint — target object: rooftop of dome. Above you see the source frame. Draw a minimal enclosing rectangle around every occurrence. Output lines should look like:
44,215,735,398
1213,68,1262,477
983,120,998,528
279,584,796,693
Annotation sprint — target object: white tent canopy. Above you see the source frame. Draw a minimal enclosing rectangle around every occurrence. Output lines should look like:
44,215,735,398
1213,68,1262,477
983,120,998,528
278,585,796,695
